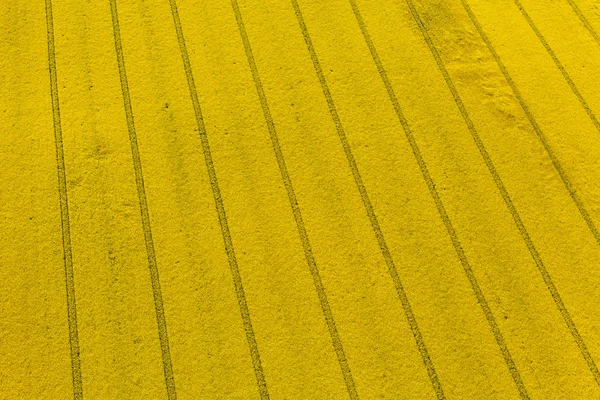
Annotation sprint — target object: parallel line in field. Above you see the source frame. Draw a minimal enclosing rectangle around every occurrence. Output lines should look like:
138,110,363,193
166,0,270,398
513,0,600,136
45,0,83,398
109,1,177,398
459,0,600,386
291,0,445,398
230,1,359,398
410,0,599,392
460,0,600,278
352,0,526,398
565,0,600,49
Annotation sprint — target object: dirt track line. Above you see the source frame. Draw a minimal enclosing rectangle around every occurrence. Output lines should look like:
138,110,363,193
230,1,359,398
166,0,270,398
109,0,177,398
291,0,446,398
45,0,83,398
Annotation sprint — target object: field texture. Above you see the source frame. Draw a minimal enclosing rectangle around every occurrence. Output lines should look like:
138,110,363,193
3,0,600,398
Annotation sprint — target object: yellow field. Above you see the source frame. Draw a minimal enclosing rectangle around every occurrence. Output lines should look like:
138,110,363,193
2,0,600,398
